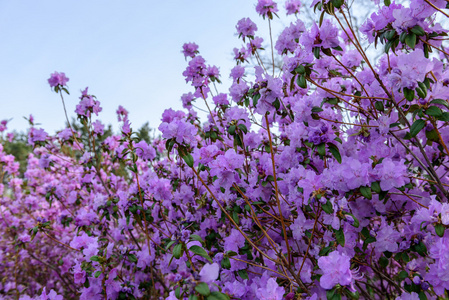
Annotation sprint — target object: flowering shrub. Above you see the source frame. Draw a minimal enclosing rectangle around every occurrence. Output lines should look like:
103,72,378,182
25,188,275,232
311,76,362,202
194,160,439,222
2,0,449,299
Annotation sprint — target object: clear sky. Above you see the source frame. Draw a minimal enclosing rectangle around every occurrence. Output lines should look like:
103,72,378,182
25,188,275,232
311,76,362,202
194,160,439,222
0,1,289,134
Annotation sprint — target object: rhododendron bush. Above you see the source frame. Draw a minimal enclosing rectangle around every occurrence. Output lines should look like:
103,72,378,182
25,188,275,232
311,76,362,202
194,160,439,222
2,0,449,299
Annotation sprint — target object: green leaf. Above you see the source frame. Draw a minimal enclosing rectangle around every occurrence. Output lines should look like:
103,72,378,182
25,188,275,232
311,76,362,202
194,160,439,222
335,229,345,246
316,143,326,156
398,270,409,281
435,223,445,237
311,106,324,113
414,241,427,256
403,87,415,101
189,245,213,263
183,154,194,168
438,112,449,122
295,65,306,74
410,119,426,137
297,75,307,88
416,87,427,99
322,199,334,214
313,47,320,59
384,0,391,6
405,33,417,49
90,256,100,262
375,101,385,111
360,186,372,200
327,143,341,163
332,0,344,9
128,254,138,263
238,269,249,280
190,234,204,244
379,256,389,268
173,244,183,259
237,124,248,134
221,257,231,269
430,99,449,109
195,282,211,296
94,271,102,278
227,125,236,135
207,292,230,300
410,25,425,36
425,106,442,117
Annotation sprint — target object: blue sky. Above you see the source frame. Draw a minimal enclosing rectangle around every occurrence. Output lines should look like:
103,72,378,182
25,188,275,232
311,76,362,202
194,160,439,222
0,1,289,134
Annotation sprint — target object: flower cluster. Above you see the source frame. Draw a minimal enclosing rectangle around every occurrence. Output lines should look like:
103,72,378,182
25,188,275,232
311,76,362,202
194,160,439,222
2,0,449,299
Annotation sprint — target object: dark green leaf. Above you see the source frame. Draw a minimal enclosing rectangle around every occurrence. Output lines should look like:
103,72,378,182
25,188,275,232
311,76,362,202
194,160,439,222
237,124,248,134
128,254,138,263
322,200,334,214
416,87,427,99
294,65,306,74
414,241,427,256
173,244,183,259
403,87,415,101
195,282,211,296
227,125,236,135
297,75,307,88
313,47,321,59
190,234,204,244
379,256,389,268
312,106,324,113
398,270,409,281
405,33,416,49
189,245,213,263
335,229,345,246
360,186,372,200
410,119,426,137
410,25,425,36
375,101,384,111
327,143,341,163
90,256,100,262
426,106,442,117
238,269,249,280
207,292,230,300
435,223,445,237
183,154,194,168
316,143,326,156
221,257,231,269
430,99,449,109
94,271,102,278
438,112,449,122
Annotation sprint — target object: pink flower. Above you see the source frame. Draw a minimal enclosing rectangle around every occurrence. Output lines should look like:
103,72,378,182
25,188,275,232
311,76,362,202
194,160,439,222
318,251,353,289
199,263,219,283
48,71,69,87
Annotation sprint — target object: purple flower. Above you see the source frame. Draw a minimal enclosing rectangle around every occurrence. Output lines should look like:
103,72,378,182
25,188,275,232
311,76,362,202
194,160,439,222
255,278,285,300
181,92,195,109
199,263,220,283
28,128,48,144
48,71,69,88
285,0,301,15
182,42,199,58
236,18,258,40
318,251,353,289
135,140,156,161
116,105,128,121
213,93,229,106
256,0,279,18
374,222,401,253
230,65,245,82
223,229,245,252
